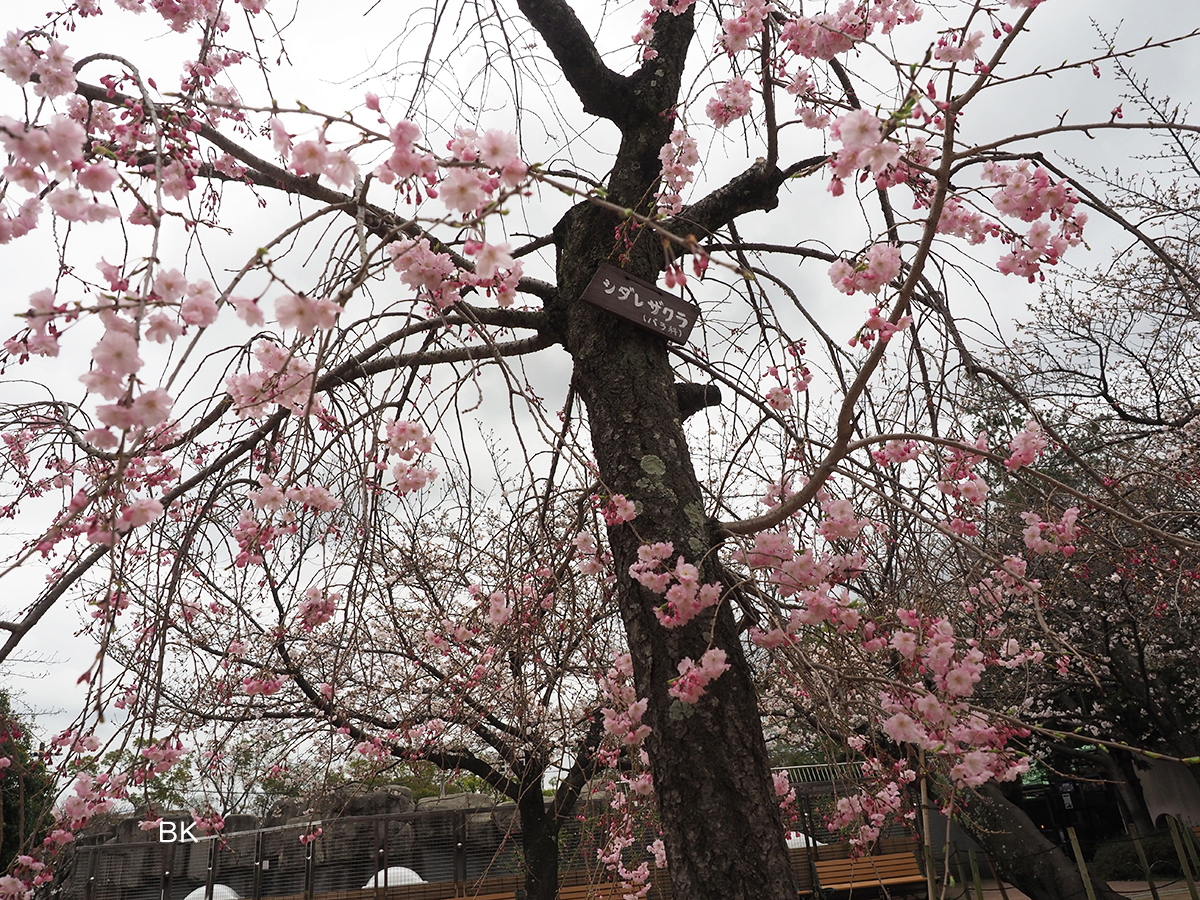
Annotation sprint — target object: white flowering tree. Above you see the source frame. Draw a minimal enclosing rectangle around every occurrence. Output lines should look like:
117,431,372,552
1,1,1199,900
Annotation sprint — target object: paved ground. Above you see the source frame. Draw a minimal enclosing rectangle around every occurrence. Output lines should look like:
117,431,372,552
942,879,1198,899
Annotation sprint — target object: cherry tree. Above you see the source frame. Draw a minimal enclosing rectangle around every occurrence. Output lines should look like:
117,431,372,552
2,1,1200,900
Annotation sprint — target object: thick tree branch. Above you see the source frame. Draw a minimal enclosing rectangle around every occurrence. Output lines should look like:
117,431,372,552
667,156,825,241
514,0,632,122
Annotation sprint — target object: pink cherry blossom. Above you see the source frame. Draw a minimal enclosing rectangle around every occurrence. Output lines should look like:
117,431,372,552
1005,419,1047,470
275,293,340,335
668,648,730,704
477,129,520,169
706,77,753,127
439,167,489,215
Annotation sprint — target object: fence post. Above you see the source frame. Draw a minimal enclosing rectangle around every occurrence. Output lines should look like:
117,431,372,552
967,849,984,900
918,758,935,900
84,846,98,900
205,838,217,900
950,842,969,900
303,837,315,900
982,851,1011,900
1181,816,1200,875
1067,826,1097,900
251,830,263,900
1167,816,1200,900
1128,824,1161,900
161,841,176,900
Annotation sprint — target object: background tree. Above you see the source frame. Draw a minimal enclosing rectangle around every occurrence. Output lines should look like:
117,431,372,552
0,693,53,873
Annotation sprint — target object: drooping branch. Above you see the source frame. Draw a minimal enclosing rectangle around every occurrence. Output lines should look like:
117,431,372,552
73,79,560,304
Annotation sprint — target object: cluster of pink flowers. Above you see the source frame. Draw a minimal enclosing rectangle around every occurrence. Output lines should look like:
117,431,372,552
761,362,812,412
844,600,1041,803
933,29,985,64
242,674,286,696
871,439,921,466
249,475,341,513
383,419,439,495
355,737,386,760
225,340,318,419
629,542,723,627
140,737,187,774
826,109,903,194
602,493,638,525
772,771,796,810
981,161,1087,280
388,237,460,309
573,530,612,578
190,810,227,836
936,197,1000,246
297,587,339,631
668,648,730,704
735,527,823,595
231,509,275,567
75,308,183,449
632,0,698,60
1,32,77,98
370,117,437,188
279,128,359,189
1021,507,1080,556
1005,419,1047,470
600,653,652,750
849,306,913,349
656,128,698,216
718,0,774,54
462,236,524,307
706,77,754,127
438,127,528,217
481,590,511,626
827,243,902,296
933,433,990,535
404,718,446,754
818,494,869,541
60,772,122,832
827,765,912,847
275,293,341,336
781,0,922,62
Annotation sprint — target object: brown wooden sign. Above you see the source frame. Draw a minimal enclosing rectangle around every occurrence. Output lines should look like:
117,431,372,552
580,263,701,344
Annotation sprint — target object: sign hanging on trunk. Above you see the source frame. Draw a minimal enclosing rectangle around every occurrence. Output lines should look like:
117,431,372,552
581,262,701,344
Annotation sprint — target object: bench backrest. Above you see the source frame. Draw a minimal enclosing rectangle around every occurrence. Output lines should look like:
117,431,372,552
814,852,924,888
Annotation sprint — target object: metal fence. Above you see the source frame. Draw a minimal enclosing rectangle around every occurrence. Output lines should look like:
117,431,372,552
68,807,667,900
66,765,913,900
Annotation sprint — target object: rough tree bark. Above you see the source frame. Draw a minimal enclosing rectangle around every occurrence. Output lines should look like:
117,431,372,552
511,0,799,896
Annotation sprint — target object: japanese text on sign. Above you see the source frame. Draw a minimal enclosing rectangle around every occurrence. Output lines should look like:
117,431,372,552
580,263,701,344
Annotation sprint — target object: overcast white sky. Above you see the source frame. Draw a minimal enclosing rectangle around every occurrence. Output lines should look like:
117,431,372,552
1,0,1198,742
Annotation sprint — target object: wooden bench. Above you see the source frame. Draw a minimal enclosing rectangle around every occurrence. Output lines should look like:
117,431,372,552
787,847,816,897
459,876,521,900
556,886,624,900
813,852,925,897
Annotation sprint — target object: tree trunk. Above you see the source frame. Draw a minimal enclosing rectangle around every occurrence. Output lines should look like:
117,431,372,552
524,3,797,895
518,782,559,900
554,206,795,900
1106,750,1155,835
956,783,1125,900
